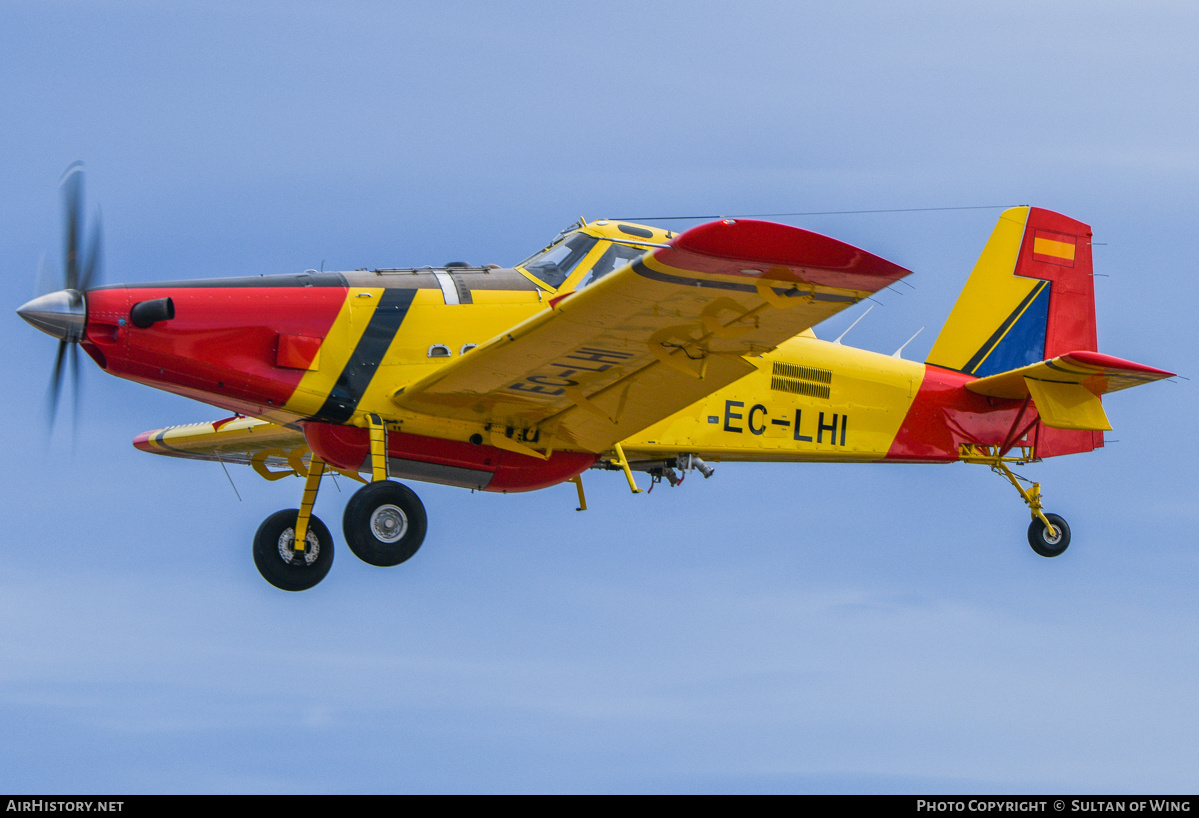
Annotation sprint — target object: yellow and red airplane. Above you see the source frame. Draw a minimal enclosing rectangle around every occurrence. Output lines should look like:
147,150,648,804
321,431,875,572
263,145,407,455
18,166,1174,590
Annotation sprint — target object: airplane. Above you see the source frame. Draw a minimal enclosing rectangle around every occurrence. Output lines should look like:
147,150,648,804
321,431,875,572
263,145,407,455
18,164,1175,591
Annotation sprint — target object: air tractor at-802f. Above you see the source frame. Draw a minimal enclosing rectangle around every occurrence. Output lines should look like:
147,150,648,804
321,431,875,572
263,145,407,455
18,165,1174,590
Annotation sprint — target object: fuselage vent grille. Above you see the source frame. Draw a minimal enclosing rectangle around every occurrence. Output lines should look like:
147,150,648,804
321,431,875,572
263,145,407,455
770,361,832,399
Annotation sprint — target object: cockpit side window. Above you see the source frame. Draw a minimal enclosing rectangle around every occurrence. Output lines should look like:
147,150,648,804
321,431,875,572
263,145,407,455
520,233,599,288
578,243,647,289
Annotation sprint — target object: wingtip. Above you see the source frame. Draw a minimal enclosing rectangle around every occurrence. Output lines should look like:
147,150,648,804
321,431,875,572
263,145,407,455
132,430,158,452
667,218,911,290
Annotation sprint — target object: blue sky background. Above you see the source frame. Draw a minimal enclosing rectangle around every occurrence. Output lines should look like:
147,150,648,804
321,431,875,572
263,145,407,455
1,1,1197,793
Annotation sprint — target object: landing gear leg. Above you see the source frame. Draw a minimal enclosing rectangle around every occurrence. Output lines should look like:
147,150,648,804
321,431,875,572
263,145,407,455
367,413,388,482
342,414,428,566
960,445,1071,558
990,461,1070,557
252,453,335,590
293,453,325,554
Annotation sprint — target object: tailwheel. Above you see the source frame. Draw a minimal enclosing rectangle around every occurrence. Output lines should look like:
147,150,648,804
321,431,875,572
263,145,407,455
1028,513,1071,558
253,509,335,591
343,480,427,567
958,447,1073,561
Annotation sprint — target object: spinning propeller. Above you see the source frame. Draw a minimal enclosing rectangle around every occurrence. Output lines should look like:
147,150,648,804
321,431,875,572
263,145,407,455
17,162,104,426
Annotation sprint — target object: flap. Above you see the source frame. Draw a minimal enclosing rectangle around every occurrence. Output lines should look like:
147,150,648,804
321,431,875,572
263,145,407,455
965,351,1175,400
393,219,910,453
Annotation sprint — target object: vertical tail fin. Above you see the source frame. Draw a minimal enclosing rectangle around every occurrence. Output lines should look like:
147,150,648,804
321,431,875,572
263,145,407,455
927,206,1100,457
926,206,1096,375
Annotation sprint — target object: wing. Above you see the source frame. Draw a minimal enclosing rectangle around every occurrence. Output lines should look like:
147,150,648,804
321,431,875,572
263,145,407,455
134,416,317,479
393,219,910,453
965,351,1175,431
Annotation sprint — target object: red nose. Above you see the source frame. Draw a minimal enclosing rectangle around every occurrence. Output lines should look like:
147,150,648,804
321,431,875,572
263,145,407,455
82,281,347,417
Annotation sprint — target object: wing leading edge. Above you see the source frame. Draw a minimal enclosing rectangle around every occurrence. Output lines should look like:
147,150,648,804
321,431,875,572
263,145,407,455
393,219,911,453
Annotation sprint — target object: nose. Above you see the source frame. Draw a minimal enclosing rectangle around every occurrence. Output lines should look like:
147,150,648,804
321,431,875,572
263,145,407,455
16,289,86,342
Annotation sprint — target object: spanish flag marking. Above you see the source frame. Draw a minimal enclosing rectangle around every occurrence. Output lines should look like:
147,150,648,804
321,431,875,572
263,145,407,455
1032,231,1077,267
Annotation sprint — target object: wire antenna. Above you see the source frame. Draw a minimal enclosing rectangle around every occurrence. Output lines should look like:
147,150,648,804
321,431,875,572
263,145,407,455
612,204,1020,222
891,326,926,359
217,456,242,501
833,305,874,345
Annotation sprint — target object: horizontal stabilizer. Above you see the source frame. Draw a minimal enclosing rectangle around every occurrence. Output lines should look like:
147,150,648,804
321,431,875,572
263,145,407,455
965,351,1175,431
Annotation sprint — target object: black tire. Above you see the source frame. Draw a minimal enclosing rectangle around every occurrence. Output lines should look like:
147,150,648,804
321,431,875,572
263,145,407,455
343,480,428,567
252,510,335,591
1028,513,1071,558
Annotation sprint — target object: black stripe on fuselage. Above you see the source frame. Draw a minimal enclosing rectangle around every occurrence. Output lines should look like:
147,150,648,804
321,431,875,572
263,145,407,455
312,288,417,424
630,260,858,303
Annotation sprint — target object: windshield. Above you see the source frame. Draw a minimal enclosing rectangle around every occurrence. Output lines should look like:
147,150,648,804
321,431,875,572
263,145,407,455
577,243,647,289
519,233,598,288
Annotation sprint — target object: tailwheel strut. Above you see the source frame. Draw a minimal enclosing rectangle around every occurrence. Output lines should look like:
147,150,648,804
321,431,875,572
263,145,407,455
960,445,1071,558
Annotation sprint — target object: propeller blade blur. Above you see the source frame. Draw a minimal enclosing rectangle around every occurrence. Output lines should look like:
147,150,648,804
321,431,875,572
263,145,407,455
61,162,83,292
48,339,68,427
79,209,102,291
35,161,98,434
35,252,54,297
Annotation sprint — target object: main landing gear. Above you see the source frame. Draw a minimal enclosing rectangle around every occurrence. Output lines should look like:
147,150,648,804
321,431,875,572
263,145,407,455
343,480,427,567
960,445,1071,558
252,509,335,591
252,416,429,591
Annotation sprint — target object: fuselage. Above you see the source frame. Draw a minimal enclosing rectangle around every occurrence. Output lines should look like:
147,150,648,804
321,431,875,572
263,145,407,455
65,218,1056,490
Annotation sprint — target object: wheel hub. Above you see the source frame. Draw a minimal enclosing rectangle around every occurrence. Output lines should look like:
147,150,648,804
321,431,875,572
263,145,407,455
278,528,320,566
369,504,408,544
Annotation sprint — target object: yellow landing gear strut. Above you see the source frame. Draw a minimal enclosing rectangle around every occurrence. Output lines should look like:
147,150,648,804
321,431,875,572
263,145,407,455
341,414,430,569
959,445,1071,558
366,413,389,482
251,450,335,592
292,453,325,553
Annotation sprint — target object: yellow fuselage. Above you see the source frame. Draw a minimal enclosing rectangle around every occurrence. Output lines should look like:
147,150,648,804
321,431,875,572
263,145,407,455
272,259,924,465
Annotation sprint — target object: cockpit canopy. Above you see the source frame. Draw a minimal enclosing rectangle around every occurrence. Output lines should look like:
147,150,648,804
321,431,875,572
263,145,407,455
520,233,598,288
515,220,673,292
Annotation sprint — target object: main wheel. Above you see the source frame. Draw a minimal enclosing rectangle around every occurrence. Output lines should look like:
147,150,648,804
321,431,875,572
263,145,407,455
343,480,428,567
253,510,335,591
1028,513,1071,558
